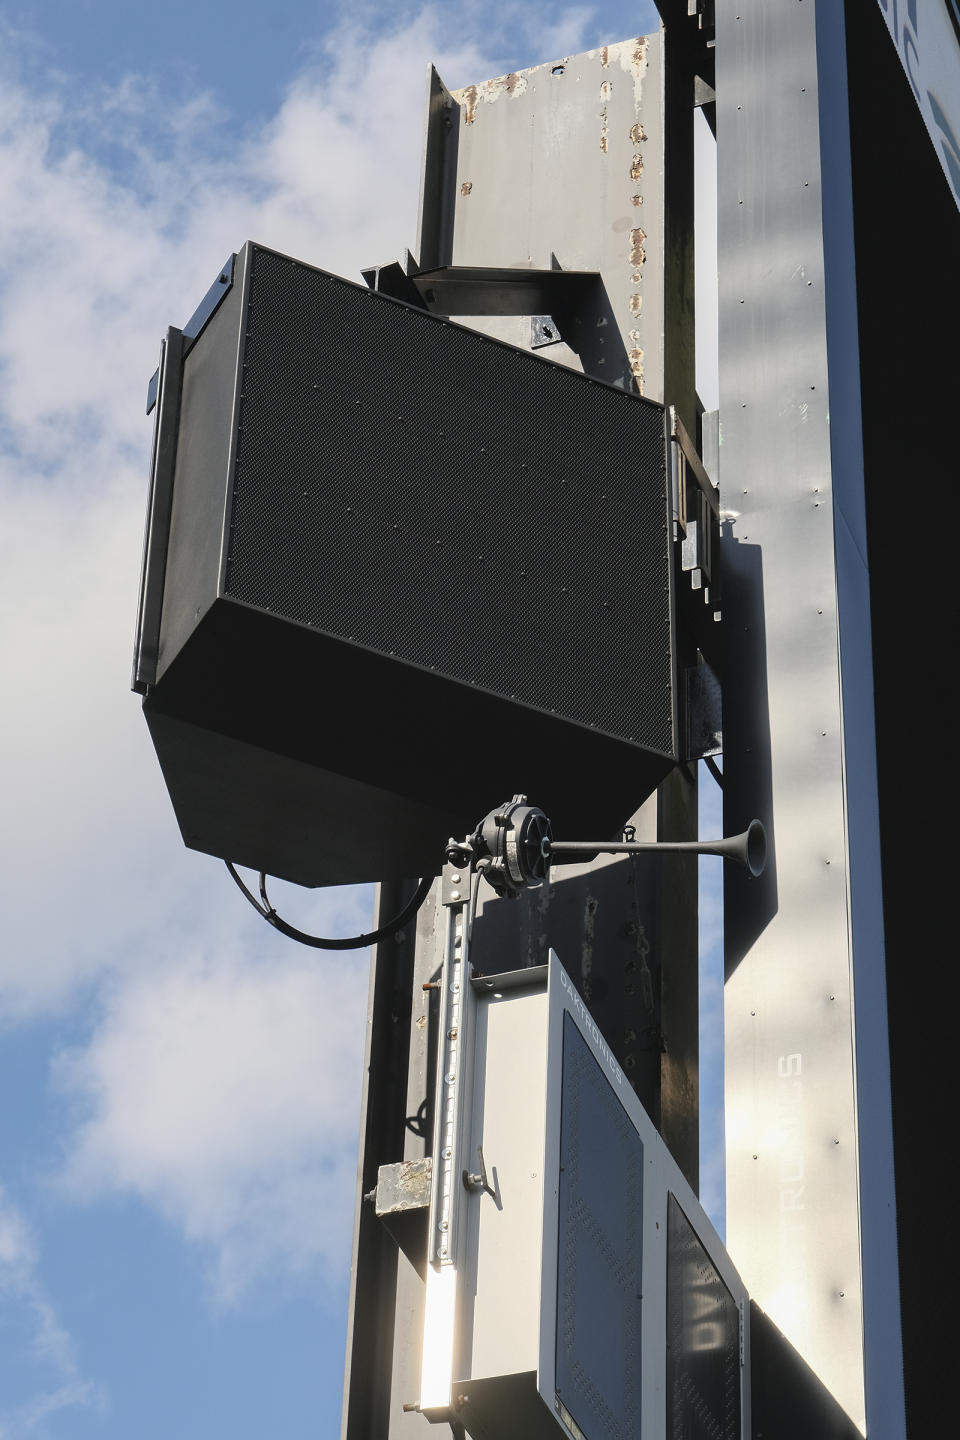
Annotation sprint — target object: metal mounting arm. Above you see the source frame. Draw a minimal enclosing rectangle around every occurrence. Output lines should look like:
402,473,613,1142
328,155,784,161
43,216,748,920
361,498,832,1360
447,796,767,898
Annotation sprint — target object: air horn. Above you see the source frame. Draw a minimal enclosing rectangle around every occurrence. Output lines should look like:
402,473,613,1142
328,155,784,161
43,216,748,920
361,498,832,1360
546,819,767,877
455,796,767,897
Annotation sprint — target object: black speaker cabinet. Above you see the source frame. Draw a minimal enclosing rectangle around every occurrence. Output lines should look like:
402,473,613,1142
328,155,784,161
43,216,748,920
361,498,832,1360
134,243,677,886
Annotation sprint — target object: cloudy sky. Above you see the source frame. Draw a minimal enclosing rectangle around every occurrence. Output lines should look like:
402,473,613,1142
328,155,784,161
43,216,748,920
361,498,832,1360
0,2,724,1435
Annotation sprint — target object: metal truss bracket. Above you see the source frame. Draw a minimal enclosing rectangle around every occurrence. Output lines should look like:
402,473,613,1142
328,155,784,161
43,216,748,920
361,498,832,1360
362,258,604,359
359,258,428,311
409,264,599,323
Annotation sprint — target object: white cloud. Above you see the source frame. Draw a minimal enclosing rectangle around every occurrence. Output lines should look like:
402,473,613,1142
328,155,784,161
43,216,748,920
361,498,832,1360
0,2,488,1311
0,7,502,1020
0,1188,107,1436
53,949,369,1301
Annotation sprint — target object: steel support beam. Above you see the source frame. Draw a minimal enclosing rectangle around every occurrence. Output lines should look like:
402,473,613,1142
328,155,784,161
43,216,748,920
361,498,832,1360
715,2,911,1432
342,24,706,1437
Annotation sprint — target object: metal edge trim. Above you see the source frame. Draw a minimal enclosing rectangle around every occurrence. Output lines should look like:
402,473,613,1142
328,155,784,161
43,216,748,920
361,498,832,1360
132,327,184,692
216,241,254,600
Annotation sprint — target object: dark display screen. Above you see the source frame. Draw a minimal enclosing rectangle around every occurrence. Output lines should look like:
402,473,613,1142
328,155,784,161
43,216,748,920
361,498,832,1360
556,1013,644,1440
666,1194,741,1439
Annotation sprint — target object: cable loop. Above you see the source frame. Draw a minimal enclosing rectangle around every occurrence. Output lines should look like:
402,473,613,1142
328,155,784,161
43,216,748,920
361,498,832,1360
225,862,433,951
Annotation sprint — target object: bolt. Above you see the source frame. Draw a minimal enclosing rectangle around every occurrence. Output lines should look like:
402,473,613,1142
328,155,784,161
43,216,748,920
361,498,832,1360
451,889,461,901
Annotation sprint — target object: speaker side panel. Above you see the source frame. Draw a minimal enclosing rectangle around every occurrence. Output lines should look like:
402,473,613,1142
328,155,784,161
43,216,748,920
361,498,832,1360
156,258,247,683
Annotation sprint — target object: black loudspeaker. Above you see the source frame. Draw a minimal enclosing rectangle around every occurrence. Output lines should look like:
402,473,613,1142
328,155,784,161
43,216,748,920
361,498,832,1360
134,243,677,886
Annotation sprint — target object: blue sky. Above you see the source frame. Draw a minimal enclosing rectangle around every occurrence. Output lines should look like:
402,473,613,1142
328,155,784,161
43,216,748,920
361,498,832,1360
0,2,723,1435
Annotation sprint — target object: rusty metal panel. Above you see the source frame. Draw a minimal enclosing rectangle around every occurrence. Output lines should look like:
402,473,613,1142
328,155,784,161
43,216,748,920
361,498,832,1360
439,35,665,398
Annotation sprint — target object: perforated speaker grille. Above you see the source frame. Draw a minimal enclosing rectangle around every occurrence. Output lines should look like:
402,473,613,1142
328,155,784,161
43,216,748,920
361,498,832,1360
225,246,673,753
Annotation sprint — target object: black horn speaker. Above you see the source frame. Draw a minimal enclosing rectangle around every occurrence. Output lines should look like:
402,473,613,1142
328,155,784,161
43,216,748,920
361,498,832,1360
133,243,677,886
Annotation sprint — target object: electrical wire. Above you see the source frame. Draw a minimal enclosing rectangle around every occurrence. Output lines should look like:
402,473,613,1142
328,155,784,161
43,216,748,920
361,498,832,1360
225,861,434,951
467,862,484,943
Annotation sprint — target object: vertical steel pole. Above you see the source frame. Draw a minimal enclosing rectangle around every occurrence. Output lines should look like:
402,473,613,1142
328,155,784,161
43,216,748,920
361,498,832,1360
715,1,904,1432
342,22,706,1436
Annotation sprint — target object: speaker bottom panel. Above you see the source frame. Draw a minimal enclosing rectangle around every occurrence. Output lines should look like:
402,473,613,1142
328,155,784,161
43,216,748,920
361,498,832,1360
144,598,675,887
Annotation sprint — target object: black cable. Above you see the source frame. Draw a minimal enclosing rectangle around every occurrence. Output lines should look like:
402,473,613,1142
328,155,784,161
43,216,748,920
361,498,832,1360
467,862,484,943
225,862,434,951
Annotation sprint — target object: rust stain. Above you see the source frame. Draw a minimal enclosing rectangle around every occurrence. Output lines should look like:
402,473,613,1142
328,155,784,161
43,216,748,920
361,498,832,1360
458,69,529,122
601,45,609,67
630,122,647,145
630,227,647,265
461,181,473,196
633,36,648,72
600,82,612,153
631,152,644,181
632,193,643,206
629,348,645,392
631,270,642,283
629,292,643,314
